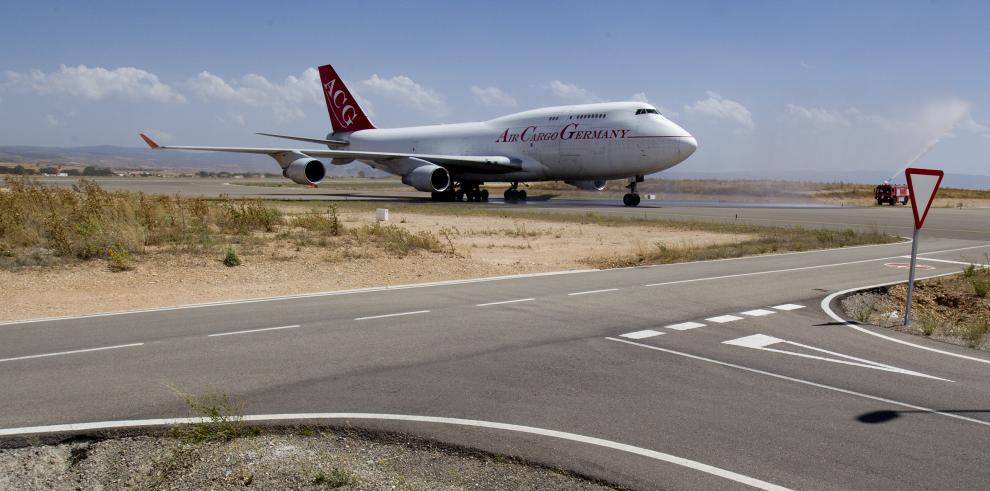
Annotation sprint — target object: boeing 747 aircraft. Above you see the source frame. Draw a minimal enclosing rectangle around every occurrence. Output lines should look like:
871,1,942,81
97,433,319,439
140,64,697,206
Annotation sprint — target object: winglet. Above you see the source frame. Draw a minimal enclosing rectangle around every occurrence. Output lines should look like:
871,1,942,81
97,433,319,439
139,133,160,149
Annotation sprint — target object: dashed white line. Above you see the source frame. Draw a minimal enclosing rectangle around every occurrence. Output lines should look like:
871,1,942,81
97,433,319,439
355,310,430,321
567,288,619,296
620,329,664,339
741,309,775,317
208,325,300,337
0,343,144,363
476,298,535,307
665,321,706,331
706,315,743,324
772,304,805,311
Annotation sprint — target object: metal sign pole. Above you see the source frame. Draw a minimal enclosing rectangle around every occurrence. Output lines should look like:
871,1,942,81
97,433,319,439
904,227,920,326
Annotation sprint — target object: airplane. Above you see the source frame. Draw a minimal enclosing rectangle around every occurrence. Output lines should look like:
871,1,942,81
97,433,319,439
140,64,697,207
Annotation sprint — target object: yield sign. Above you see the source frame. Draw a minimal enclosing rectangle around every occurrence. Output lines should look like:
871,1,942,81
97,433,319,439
905,167,944,229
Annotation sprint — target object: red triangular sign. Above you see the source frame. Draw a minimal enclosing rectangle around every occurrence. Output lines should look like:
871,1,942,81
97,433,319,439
905,167,944,229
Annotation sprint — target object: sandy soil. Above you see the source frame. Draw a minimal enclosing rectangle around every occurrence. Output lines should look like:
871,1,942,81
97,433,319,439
0,209,747,321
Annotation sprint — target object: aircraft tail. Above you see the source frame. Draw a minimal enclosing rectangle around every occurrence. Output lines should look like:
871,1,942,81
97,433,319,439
318,64,375,133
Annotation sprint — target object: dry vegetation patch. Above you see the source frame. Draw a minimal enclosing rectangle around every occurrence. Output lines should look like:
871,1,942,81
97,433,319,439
1,178,896,320
841,262,990,349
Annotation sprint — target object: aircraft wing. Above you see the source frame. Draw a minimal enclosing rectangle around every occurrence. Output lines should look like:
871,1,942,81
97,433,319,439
139,134,521,172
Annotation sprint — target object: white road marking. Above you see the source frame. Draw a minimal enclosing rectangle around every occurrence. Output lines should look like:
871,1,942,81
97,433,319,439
476,298,535,307
620,330,664,339
740,309,775,317
208,325,300,337
640,244,990,289
665,321,706,331
706,315,743,324
0,413,790,491
568,288,619,296
0,343,144,363
771,304,804,311
722,334,949,381
354,310,430,321
903,255,989,267
607,337,990,428
821,280,990,365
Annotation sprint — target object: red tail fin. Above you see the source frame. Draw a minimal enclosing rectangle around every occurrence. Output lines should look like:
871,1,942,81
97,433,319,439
318,64,375,133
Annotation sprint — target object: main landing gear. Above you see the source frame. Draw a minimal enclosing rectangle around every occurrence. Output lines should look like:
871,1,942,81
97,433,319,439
623,175,644,207
431,182,489,202
503,182,527,203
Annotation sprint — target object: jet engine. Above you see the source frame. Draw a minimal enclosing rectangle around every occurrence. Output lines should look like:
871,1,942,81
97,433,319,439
283,157,326,185
402,164,451,192
565,179,608,191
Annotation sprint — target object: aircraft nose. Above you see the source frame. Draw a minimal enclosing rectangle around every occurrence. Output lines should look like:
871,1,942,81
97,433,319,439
677,135,697,158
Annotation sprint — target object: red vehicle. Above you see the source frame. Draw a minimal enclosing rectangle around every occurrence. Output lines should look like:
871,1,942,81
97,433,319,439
874,183,910,205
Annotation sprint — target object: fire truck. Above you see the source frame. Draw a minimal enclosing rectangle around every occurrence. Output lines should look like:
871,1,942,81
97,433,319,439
874,183,910,206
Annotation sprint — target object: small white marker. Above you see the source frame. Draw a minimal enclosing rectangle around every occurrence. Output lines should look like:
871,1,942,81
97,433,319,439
0,343,144,363
772,304,805,311
741,309,775,317
723,333,783,349
476,298,535,307
568,288,619,296
706,315,743,324
665,321,706,331
620,330,664,340
355,310,430,321
208,325,300,337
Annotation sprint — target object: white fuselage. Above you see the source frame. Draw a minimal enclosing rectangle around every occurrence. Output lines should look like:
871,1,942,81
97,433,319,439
332,101,697,183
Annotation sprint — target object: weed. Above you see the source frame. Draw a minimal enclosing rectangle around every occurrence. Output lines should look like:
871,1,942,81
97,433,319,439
842,293,882,323
313,467,357,488
293,205,342,236
68,445,89,467
970,275,990,298
353,222,443,256
107,246,133,272
961,318,989,348
963,262,978,278
170,389,258,443
917,310,940,336
223,247,241,267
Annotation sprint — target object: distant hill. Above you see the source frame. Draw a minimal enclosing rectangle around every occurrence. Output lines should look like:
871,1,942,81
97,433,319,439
0,145,386,177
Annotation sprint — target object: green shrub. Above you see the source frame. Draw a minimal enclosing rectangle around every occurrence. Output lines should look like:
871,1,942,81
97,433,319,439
971,275,990,298
223,247,241,267
107,246,133,272
961,318,989,348
171,390,258,443
313,467,357,488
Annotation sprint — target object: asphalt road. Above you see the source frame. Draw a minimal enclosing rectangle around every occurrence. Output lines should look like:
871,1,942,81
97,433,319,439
4,177,990,489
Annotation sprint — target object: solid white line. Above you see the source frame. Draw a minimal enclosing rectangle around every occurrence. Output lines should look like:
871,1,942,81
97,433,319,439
354,310,430,321
476,298,535,307
665,321,706,331
642,244,990,289
607,337,990,427
771,304,805,311
706,315,743,324
620,329,664,339
820,279,990,365
207,325,300,337
0,343,144,363
0,413,790,490
567,288,619,296
905,256,989,267
740,309,775,317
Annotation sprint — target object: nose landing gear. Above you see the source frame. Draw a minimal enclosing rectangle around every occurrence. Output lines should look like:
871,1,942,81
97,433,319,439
623,175,644,207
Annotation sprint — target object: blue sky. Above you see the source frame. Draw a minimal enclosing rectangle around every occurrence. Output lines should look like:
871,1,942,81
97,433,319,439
1,0,988,176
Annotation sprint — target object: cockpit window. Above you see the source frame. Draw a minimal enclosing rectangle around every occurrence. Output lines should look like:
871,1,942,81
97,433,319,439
635,108,660,115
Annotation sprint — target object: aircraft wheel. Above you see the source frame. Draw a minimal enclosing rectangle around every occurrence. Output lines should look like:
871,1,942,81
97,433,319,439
623,193,641,207
455,190,465,202
504,189,516,202
518,190,527,201
481,189,489,201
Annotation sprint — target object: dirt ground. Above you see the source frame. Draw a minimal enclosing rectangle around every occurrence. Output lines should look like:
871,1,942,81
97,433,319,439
0,431,613,490
0,208,748,321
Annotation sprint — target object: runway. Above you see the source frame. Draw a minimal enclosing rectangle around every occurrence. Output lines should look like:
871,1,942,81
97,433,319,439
3,229,990,488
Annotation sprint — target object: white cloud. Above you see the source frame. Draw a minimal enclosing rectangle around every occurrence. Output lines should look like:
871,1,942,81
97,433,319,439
361,74,446,115
785,104,850,130
547,80,598,103
185,68,322,123
630,92,649,103
3,64,185,103
45,114,59,127
684,91,753,129
470,85,516,107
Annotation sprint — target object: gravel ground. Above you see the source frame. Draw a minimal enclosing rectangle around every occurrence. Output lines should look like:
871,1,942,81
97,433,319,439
0,429,618,490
